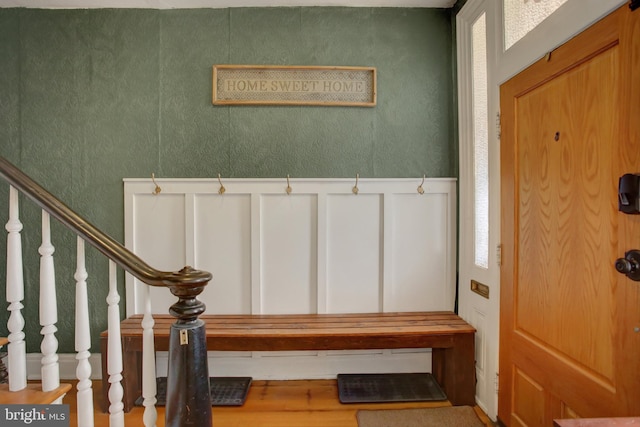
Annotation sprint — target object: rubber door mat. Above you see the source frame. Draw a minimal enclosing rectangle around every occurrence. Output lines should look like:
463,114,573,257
135,376,252,406
337,373,447,404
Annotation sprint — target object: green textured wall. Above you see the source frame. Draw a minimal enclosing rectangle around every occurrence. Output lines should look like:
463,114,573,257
0,7,455,353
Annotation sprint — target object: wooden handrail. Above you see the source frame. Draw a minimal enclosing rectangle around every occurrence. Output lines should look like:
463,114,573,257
0,155,211,290
1,155,213,426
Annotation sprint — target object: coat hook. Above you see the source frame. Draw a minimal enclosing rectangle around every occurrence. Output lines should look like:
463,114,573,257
151,173,161,195
418,174,426,195
217,173,226,195
353,173,359,195
286,174,292,195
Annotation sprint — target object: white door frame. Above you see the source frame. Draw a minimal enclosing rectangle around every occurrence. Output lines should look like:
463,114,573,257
456,0,501,419
455,0,626,421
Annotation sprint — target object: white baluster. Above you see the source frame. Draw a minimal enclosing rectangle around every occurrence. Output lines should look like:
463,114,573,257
39,211,60,399
106,260,125,427
141,284,157,427
6,186,26,391
74,238,94,427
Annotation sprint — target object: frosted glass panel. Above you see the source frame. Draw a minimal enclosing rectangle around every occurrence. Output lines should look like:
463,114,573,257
504,0,569,50
472,13,489,269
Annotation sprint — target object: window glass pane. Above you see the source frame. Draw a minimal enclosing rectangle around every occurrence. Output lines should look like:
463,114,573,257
472,13,489,269
504,0,569,50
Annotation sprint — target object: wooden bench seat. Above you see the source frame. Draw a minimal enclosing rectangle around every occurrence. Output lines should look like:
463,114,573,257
100,311,476,412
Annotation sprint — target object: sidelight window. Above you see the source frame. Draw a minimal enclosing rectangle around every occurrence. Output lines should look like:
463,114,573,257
472,13,489,269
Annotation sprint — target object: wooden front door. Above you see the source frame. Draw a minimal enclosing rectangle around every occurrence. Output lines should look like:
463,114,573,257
499,5,640,426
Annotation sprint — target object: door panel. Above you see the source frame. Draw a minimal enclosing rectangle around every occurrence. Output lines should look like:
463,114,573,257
500,6,640,425
516,47,618,381
513,368,545,427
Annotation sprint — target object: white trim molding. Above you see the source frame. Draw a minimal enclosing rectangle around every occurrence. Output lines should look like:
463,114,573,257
456,0,501,420
23,353,103,380
156,350,433,380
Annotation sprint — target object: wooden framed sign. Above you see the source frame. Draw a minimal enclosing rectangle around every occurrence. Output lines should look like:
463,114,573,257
212,65,376,107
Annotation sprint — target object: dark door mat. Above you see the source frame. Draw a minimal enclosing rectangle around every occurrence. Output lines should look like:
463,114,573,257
337,373,447,404
134,376,252,407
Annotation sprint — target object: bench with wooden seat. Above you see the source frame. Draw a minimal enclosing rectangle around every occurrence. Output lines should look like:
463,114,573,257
100,311,476,412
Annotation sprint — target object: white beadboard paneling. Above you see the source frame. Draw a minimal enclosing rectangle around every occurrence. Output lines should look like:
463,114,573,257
194,194,252,314
326,194,382,313
386,193,454,312
260,194,318,314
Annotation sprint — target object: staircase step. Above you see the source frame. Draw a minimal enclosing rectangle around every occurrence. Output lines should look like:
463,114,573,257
0,383,73,404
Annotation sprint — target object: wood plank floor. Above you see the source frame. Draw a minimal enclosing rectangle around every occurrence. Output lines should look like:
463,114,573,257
65,379,494,426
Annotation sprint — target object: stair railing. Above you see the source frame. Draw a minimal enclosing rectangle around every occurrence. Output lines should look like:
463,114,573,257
0,156,213,427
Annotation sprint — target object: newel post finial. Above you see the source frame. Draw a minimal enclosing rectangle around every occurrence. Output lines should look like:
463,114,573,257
168,266,208,322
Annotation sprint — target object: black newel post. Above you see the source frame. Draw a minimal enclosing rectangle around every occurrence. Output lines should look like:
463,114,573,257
165,267,212,427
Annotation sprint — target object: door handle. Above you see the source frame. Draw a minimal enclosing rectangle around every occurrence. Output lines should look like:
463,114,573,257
614,249,640,281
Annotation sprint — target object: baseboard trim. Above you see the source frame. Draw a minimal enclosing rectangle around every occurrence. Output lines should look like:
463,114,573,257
157,349,432,380
23,349,432,381
25,353,103,380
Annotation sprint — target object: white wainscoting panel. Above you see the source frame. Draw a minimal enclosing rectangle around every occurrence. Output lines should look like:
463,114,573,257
194,194,252,314
326,194,382,313
124,177,456,379
386,193,454,312
131,194,186,314
260,194,318,314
